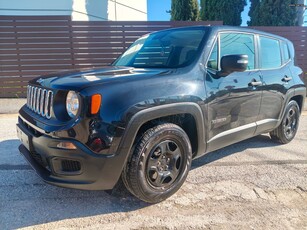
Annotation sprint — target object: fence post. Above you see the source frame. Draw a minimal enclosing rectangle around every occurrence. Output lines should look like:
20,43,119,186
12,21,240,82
69,17,75,70
14,18,21,98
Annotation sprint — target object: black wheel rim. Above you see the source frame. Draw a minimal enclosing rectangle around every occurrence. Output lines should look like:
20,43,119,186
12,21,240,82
283,107,298,140
146,140,183,189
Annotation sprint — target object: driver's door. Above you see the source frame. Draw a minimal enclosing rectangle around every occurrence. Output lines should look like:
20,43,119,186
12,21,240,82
205,32,262,152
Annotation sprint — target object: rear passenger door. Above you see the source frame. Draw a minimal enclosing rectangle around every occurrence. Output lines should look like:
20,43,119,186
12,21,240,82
205,32,262,152
256,36,293,133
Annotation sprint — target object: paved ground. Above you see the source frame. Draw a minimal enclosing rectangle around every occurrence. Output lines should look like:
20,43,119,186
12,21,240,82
0,114,306,230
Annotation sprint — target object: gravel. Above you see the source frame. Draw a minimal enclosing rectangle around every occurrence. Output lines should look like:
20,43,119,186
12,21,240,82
0,114,306,229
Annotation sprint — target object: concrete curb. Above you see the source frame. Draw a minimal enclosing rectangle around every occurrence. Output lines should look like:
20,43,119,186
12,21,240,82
0,98,307,114
0,99,26,114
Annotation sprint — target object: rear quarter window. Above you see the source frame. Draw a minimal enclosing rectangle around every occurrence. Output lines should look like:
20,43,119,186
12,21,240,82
259,36,282,69
281,41,290,64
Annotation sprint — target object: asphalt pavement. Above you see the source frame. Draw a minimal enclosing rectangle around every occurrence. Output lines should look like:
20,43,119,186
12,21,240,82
0,114,306,229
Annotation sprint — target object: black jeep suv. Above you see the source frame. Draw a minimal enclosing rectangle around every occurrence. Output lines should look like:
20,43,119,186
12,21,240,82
17,26,306,203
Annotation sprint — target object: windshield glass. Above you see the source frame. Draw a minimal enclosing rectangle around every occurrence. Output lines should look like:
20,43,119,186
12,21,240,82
113,27,207,68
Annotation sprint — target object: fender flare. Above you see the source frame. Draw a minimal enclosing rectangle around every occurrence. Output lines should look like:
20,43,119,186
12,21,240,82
116,102,206,170
277,87,306,125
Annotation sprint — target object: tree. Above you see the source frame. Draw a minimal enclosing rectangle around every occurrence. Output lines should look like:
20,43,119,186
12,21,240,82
248,0,298,26
170,0,199,21
248,0,261,26
200,0,247,26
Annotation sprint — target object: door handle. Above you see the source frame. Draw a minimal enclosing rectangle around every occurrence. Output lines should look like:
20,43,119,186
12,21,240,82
282,76,292,82
248,79,262,87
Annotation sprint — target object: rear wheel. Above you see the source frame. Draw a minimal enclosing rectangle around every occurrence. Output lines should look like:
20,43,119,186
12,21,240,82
270,100,300,144
122,123,192,203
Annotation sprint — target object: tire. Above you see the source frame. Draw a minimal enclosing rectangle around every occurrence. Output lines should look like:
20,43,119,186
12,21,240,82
122,123,192,203
270,100,300,144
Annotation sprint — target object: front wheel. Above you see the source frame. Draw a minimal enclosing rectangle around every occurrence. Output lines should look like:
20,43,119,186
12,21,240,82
122,123,192,203
270,100,300,144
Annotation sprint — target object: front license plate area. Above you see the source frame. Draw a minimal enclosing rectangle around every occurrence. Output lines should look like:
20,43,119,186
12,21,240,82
16,125,32,151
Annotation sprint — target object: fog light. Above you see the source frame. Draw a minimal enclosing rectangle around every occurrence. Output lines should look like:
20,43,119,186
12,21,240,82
89,138,105,153
57,142,77,150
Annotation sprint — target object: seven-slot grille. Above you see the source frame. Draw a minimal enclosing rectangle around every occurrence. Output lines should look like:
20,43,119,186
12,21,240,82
26,85,53,119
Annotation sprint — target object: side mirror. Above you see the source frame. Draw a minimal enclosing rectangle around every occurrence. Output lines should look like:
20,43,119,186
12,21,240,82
220,54,248,75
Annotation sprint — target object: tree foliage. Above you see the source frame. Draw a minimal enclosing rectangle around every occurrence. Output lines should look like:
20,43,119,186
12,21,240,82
170,0,199,21
248,0,298,26
199,0,247,26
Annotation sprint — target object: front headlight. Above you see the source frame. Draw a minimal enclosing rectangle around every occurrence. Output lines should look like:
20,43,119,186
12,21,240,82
66,91,80,118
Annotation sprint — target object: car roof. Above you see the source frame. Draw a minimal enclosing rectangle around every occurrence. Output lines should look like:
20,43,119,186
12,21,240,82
209,26,289,42
149,25,290,43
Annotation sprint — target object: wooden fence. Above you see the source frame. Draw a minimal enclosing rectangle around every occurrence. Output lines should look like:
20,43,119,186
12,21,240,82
0,16,306,97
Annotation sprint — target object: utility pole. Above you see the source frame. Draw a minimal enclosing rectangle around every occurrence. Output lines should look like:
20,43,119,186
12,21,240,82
289,1,306,25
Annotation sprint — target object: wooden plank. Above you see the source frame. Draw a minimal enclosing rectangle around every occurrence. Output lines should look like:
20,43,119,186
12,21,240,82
0,59,115,66
0,93,26,98
0,43,71,49
0,60,74,65
0,76,36,82
0,71,55,77
0,33,70,38
0,87,28,93
0,49,73,55
72,37,137,43
71,31,148,37
1,81,29,86
14,54,72,60
69,21,222,26
1,21,72,27
71,26,178,32
2,27,70,32
1,65,73,71
74,59,114,64
0,15,71,20
0,54,117,60
71,43,125,48
73,53,120,58
72,47,125,52
0,37,72,43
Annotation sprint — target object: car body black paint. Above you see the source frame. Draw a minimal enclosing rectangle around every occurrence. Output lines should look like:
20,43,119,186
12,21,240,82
17,26,306,190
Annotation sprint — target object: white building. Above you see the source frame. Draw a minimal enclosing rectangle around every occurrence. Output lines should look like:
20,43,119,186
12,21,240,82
0,0,147,21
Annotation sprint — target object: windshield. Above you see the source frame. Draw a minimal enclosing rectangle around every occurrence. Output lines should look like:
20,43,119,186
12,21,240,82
113,27,207,68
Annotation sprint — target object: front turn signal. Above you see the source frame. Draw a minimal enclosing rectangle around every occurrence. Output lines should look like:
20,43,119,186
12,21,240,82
91,94,102,115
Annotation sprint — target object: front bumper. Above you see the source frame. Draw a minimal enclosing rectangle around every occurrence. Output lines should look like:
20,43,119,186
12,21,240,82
17,119,125,190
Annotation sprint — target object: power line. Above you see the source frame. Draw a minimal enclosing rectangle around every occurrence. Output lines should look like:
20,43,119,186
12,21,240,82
108,0,147,14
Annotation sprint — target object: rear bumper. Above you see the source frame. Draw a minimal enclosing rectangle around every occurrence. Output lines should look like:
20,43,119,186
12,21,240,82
17,121,125,190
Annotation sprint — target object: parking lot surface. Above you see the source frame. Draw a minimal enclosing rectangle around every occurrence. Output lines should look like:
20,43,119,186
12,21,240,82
0,114,306,229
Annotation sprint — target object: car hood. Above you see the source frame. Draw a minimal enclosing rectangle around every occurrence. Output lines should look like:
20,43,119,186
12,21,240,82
29,66,172,91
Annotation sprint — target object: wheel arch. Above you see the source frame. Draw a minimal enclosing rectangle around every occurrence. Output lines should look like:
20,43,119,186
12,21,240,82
117,102,206,169
277,87,305,126
293,87,306,112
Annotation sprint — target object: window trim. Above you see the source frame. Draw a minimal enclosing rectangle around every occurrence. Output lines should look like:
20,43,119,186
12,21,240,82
281,40,291,65
205,36,219,71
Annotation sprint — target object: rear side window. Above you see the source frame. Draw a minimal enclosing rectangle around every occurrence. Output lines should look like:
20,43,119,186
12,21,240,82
281,41,290,64
259,36,282,69
220,33,255,70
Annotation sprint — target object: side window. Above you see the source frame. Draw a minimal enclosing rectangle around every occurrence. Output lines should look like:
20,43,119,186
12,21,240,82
259,36,282,69
207,41,218,70
220,33,255,70
281,41,290,64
